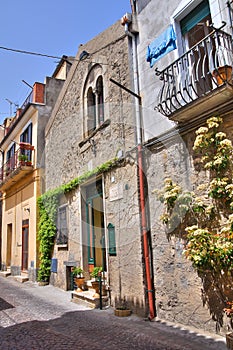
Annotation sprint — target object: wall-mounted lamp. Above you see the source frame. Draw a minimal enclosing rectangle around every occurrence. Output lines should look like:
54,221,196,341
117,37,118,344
79,50,90,61
24,207,30,213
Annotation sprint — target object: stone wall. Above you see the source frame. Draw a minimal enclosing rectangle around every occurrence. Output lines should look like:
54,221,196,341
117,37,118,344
44,21,146,314
146,114,233,333
45,20,134,191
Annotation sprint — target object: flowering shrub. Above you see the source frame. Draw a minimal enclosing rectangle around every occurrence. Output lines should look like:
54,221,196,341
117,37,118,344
155,116,233,272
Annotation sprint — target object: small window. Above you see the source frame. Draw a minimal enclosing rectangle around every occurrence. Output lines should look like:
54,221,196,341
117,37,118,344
6,143,16,171
56,205,68,245
20,123,32,144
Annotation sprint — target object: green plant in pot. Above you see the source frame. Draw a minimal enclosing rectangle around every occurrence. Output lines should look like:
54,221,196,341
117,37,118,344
72,266,84,277
72,267,85,292
114,297,131,317
90,267,102,298
90,266,102,280
18,154,31,166
19,154,28,162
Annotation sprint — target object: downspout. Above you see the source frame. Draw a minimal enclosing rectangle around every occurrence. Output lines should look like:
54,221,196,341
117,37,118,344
122,15,156,320
227,1,233,41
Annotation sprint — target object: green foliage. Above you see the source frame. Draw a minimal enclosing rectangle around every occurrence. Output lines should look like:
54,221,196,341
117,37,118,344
72,267,84,277
18,154,28,161
90,266,102,280
155,116,233,273
37,158,118,282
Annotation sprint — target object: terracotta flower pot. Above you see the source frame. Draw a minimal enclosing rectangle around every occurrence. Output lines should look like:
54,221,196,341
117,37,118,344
91,280,100,298
114,308,131,317
212,65,232,85
75,277,85,292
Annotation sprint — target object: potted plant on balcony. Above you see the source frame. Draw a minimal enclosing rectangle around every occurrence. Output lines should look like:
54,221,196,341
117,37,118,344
212,46,232,85
90,266,102,298
72,267,85,292
19,142,34,151
212,65,232,85
18,154,32,166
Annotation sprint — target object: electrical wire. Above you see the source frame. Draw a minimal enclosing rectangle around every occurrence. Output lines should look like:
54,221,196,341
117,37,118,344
0,45,62,60
0,34,127,62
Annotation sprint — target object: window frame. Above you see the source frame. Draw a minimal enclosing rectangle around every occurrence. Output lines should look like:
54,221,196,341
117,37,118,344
56,204,69,247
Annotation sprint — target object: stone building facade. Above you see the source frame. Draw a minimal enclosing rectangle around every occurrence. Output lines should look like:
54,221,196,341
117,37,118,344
44,21,147,314
131,0,233,334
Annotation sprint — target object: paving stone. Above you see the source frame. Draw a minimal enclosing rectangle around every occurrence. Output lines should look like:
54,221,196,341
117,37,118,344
0,276,228,350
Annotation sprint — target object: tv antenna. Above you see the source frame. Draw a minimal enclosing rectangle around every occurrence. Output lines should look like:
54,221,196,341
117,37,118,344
5,98,19,115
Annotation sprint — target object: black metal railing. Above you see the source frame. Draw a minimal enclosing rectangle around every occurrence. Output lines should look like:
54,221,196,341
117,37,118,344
20,90,33,111
155,29,233,117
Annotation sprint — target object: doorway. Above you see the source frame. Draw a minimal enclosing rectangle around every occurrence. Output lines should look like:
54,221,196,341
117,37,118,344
180,0,213,95
84,180,106,273
6,224,12,267
22,220,29,271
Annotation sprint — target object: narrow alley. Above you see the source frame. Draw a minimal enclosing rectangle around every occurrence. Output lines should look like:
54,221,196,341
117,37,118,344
0,277,227,350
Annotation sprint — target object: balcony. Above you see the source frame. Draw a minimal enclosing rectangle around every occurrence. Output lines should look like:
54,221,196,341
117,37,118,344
0,143,35,190
155,29,233,122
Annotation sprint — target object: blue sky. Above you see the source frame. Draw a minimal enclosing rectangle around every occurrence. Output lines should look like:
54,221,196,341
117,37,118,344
0,1,131,123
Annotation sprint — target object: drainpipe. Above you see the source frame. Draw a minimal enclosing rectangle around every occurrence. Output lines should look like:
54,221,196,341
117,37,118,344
227,1,233,41
122,14,156,320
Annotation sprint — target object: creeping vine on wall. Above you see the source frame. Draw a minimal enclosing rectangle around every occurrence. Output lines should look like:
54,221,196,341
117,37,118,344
37,158,119,282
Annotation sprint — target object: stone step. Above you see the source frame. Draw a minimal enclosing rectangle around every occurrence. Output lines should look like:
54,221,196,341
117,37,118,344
14,275,29,283
71,290,109,309
0,270,11,278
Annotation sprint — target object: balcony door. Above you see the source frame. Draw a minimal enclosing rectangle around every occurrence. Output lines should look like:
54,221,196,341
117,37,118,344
20,123,33,161
180,0,213,96
84,180,106,273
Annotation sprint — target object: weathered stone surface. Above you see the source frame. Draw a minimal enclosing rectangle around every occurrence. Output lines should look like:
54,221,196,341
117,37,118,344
45,21,145,315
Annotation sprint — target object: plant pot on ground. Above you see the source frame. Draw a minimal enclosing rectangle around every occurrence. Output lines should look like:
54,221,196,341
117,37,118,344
72,267,85,292
90,266,102,298
38,281,49,286
114,298,131,317
114,307,131,317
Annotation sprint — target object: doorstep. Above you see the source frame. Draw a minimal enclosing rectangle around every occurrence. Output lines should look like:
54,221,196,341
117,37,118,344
14,273,29,283
71,289,109,309
0,270,11,277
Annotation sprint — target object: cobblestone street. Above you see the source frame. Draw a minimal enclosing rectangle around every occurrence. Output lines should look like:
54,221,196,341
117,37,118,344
0,276,228,349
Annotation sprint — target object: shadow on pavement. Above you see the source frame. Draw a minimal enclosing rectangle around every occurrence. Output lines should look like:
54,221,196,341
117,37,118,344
0,308,228,350
0,297,14,311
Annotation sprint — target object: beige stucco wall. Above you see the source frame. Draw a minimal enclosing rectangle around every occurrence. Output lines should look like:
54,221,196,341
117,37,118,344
1,109,41,280
1,171,39,279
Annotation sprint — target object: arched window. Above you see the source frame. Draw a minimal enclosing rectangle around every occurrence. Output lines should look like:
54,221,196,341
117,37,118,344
83,65,104,137
87,87,96,134
96,76,104,125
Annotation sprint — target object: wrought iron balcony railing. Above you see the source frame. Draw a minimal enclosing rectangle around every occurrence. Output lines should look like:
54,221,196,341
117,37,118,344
20,90,33,111
0,143,34,184
155,29,233,117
